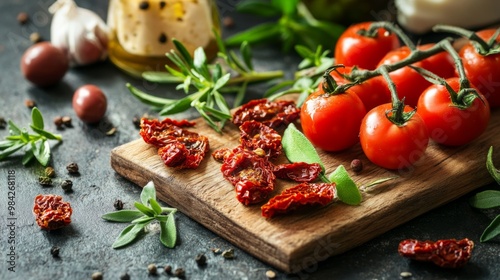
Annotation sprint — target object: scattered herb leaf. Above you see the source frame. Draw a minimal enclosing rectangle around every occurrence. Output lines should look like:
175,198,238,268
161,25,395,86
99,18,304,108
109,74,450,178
328,165,362,205
282,123,325,171
480,215,500,242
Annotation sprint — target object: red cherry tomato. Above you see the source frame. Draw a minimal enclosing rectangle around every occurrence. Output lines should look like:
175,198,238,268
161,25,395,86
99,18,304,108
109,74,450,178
360,103,429,170
301,79,367,152
459,29,500,108
328,66,391,111
334,22,400,70
377,44,455,108
72,85,107,123
417,77,490,146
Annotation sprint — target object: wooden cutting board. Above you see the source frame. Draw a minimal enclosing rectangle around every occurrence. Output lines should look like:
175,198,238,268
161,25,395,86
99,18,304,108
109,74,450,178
110,109,500,273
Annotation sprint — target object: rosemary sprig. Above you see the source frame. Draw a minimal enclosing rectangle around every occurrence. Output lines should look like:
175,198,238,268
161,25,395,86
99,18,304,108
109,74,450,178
102,181,178,249
127,32,283,133
0,107,62,166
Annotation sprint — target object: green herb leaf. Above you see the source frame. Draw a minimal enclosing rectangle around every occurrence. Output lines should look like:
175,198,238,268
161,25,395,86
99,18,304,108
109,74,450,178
328,165,362,205
173,39,194,67
159,212,177,248
282,123,324,170
272,0,299,16
0,142,24,160
31,139,50,166
155,214,170,222
102,210,145,222
112,222,147,249
140,181,156,205
487,146,500,184
30,125,62,140
134,202,156,217
236,0,280,17
142,72,184,83
8,120,21,135
480,215,500,242
21,149,34,166
131,216,155,224
126,83,177,107
241,41,254,71
31,107,44,130
470,190,500,209
225,22,281,47
158,95,194,115
149,198,163,215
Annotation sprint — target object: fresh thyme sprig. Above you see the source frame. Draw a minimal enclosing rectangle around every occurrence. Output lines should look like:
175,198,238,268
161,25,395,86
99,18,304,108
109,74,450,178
127,32,283,133
102,181,178,249
0,107,62,166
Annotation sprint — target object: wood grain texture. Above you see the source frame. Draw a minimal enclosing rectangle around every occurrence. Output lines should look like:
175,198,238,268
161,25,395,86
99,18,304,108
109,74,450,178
111,111,500,273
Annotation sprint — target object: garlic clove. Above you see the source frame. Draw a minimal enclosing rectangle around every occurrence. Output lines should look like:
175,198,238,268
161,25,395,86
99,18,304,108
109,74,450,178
49,0,109,66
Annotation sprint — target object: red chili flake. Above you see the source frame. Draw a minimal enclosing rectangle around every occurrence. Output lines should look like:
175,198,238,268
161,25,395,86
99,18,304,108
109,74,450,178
140,118,209,169
221,148,275,205
273,162,322,182
398,238,474,268
239,120,282,159
261,182,335,218
232,99,300,130
33,194,72,230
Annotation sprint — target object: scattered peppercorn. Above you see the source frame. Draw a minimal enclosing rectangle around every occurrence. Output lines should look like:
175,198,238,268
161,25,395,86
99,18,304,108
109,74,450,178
211,248,221,254
114,199,124,210
164,264,172,274
265,270,276,279
62,116,72,127
174,268,185,278
54,116,64,129
158,32,167,44
45,166,56,178
29,32,42,43
159,1,166,9
132,116,141,129
106,127,117,136
139,1,149,10
120,273,130,280
223,16,234,28
66,162,79,174
195,253,207,266
61,180,73,192
25,99,36,108
221,248,235,259
50,246,60,258
350,159,363,173
0,117,6,129
17,12,29,24
400,271,412,278
38,176,53,186
147,263,157,275
91,272,103,280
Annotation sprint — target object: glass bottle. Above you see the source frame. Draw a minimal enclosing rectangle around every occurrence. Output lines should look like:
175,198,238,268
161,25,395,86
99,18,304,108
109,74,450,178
107,0,220,77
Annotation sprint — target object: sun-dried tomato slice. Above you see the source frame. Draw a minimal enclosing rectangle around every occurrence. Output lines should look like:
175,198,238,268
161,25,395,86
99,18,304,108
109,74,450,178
239,120,282,159
212,147,232,163
221,148,275,205
273,162,322,182
398,238,474,268
232,99,300,130
140,118,209,169
33,194,72,230
261,182,336,218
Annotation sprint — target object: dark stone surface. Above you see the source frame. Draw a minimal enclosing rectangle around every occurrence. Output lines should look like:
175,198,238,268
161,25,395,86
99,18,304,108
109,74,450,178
1,0,499,279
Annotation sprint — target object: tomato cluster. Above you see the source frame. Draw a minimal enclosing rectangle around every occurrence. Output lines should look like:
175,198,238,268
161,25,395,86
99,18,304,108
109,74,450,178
300,22,496,170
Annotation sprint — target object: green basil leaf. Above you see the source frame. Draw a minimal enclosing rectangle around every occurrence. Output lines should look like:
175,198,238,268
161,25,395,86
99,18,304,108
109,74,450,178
127,83,177,107
0,142,25,160
140,181,156,205
142,71,184,83
470,190,500,209
173,39,194,67
102,210,145,222
237,0,280,17
21,149,34,166
487,146,500,184
30,125,62,141
131,216,155,224
272,0,298,16
31,107,44,130
149,198,163,215
8,120,22,136
159,212,177,248
134,202,156,217
328,165,362,205
225,23,281,47
112,222,147,249
282,123,324,170
32,139,50,166
480,215,500,242
240,41,254,71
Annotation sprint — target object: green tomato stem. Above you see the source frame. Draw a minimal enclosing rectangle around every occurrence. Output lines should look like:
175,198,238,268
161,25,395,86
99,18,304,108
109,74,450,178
433,24,491,55
367,21,416,50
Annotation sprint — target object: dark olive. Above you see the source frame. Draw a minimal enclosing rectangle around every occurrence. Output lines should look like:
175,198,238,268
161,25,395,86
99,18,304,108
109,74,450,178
20,42,68,87
72,85,107,123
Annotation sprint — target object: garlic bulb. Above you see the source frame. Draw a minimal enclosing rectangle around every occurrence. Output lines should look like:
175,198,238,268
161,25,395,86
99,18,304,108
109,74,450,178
396,0,500,34
49,0,109,66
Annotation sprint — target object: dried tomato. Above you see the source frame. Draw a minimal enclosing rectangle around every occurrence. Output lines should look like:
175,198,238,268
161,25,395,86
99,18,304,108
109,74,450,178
239,120,282,159
261,182,336,218
212,147,232,163
398,238,474,268
221,148,275,205
273,162,322,182
33,194,72,230
140,118,209,169
232,99,300,130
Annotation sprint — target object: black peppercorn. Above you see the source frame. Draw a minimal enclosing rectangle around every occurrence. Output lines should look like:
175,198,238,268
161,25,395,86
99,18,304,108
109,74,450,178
66,162,79,174
17,12,29,24
38,176,53,186
139,1,149,10
195,253,207,266
45,166,56,178
158,32,167,44
91,272,103,280
350,159,363,173
114,199,124,210
0,117,6,129
120,272,130,280
174,268,185,278
25,99,36,108
61,180,73,192
164,264,172,274
50,246,60,258
54,116,64,129
147,263,157,275
62,116,72,127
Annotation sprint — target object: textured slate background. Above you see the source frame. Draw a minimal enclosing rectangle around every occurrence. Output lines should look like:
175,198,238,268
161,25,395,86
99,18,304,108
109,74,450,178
0,0,499,279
